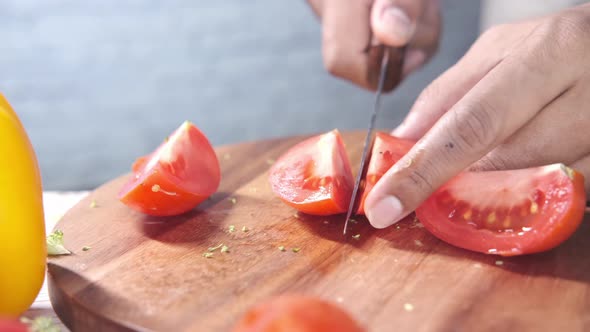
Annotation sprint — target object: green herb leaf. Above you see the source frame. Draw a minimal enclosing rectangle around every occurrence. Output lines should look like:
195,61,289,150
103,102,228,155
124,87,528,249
46,230,71,256
20,316,61,332
208,243,224,252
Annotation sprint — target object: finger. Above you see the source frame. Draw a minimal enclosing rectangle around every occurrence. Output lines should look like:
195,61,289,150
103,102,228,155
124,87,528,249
392,44,500,140
370,0,426,46
401,0,441,76
392,20,540,140
322,0,373,90
470,79,590,172
408,0,440,52
305,0,322,18
365,23,581,229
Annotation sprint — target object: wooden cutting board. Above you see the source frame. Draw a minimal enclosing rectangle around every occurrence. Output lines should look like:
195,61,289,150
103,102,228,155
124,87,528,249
47,131,590,332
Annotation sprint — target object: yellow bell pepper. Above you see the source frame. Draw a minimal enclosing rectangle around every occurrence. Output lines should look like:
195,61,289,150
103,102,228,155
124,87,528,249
0,93,46,317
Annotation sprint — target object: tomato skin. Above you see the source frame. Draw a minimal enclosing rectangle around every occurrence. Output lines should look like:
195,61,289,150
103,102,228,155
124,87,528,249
415,164,586,256
0,93,46,317
269,130,354,216
118,121,220,216
356,132,415,215
232,295,365,332
132,155,149,173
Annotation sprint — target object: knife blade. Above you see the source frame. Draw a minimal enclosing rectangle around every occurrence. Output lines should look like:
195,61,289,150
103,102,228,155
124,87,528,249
343,46,403,235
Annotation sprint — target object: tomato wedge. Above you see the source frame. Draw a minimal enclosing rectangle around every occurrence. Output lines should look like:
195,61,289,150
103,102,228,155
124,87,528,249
269,130,354,215
118,121,221,216
232,295,365,332
415,163,586,256
0,318,28,332
356,132,415,215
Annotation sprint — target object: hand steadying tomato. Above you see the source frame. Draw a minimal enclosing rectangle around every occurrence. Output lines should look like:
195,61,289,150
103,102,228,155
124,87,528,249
269,129,354,215
270,130,586,256
118,121,220,216
232,294,365,332
416,163,586,256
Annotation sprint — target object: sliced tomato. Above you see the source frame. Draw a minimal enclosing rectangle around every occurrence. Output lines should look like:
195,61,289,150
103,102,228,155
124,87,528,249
132,155,149,173
415,163,586,256
0,318,28,332
232,295,365,332
356,132,415,215
118,121,220,216
269,130,354,215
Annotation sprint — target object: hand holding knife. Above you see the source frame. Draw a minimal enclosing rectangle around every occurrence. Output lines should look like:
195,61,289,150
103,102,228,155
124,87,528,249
343,46,407,235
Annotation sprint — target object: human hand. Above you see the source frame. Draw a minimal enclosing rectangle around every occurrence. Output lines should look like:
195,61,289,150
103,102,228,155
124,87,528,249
307,0,441,91
364,3,590,228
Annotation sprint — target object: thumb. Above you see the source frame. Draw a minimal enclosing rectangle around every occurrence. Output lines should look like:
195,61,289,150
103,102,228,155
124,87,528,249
370,0,426,46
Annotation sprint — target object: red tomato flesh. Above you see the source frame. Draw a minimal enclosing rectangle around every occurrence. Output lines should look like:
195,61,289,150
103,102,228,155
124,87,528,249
268,129,354,215
415,163,586,256
118,121,220,216
232,295,365,332
0,318,28,332
356,132,415,215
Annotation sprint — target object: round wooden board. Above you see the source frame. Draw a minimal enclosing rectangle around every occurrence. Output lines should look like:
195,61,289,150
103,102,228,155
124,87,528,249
48,131,590,332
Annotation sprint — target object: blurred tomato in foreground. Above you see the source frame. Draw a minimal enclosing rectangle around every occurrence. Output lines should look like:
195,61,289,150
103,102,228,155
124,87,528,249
232,295,365,332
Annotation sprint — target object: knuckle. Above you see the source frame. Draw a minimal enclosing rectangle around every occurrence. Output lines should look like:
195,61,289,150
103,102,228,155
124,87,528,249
395,152,440,200
469,153,510,172
406,165,436,194
449,100,499,154
550,11,590,41
532,12,590,63
395,163,437,206
322,43,341,77
322,36,374,90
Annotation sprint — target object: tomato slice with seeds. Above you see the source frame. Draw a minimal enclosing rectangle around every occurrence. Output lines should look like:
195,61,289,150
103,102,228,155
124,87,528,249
356,132,415,215
415,163,586,256
118,121,221,216
232,295,365,332
268,130,354,215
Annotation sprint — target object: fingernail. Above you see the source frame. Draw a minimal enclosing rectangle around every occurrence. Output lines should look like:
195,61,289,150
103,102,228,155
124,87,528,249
381,7,415,43
366,195,405,229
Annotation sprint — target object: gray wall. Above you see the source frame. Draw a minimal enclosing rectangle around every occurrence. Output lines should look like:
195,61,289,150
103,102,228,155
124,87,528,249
0,0,481,190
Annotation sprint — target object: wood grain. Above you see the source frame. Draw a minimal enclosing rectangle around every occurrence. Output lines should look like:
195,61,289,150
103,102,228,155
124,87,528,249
47,131,590,332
